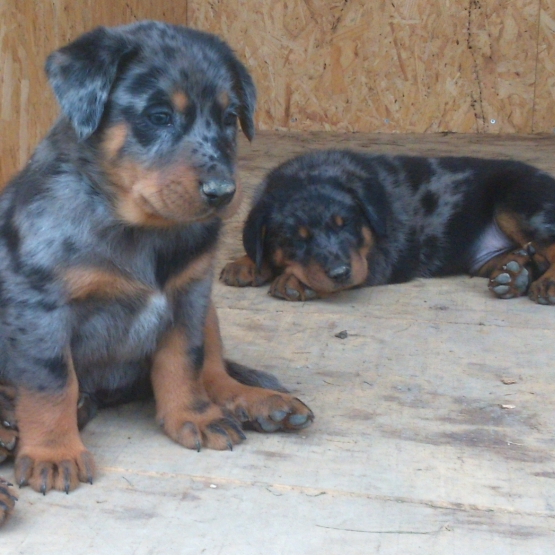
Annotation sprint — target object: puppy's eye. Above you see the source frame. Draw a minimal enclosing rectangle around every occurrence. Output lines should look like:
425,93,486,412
147,110,173,126
223,111,238,127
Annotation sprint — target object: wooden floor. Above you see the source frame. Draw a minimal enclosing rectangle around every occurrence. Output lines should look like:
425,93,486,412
3,132,555,554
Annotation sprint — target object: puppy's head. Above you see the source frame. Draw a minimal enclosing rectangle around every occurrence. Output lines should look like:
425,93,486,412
247,180,384,295
45,22,256,226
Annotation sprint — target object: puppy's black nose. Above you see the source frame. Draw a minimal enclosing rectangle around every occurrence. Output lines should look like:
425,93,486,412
200,179,236,208
327,264,351,283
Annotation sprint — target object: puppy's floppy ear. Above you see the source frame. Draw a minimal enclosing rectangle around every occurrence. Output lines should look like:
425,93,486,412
45,26,131,141
226,54,256,141
243,196,271,271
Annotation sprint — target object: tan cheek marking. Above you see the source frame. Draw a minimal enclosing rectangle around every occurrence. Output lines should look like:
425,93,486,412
349,225,373,286
273,248,284,267
104,156,207,227
164,251,215,293
172,91,189,112
100,123,128,160
361,226,374,252
62,268,150,301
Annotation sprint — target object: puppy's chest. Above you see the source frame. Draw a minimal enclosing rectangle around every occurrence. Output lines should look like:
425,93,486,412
66,252,212,361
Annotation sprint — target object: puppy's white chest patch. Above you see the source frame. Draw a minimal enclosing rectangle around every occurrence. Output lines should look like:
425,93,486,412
469,221,514,274
122,292,172,355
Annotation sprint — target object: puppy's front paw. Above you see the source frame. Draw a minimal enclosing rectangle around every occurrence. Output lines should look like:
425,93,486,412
15,443,95,495
159,403,246,451
211,383,314,433
269,273,317,302
0,385,18,463
0,477,17,526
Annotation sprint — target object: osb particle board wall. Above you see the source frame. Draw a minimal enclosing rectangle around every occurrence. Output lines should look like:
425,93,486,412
0,0,187,185
189,0,555,134
2,1,555,184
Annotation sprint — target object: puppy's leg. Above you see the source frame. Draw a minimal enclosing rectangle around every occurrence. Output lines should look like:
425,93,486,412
15,355,94,494
202,303,314,431
0,476,17,526
481,170,555,304
220,255,273,287
482,210,555,303
0,384,17,462
0,386,17,524
151,326,246,451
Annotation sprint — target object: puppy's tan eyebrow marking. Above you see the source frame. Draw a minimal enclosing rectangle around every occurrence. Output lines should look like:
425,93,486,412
100,123,128,160
171,91,189,112
334,215,344,227
298,226,310,239
218,90,230,109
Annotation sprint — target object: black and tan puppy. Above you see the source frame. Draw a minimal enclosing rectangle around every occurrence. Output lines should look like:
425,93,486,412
0,21,313,510
222,149,555,303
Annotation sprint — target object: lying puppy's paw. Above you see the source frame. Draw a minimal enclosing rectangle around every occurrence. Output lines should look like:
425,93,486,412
529,274,555,305
269,273,318,302
488,248,532,299
220,255,272,287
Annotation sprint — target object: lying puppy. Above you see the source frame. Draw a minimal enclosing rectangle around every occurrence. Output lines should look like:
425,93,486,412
221,149,555,303
0,21,313,517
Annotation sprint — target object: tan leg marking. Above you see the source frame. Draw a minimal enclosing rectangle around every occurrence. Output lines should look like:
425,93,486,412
0,384,17,462
0,476,17,526
14,355,94,494
528,244,555,304
202,303,314,431
150,327,244,451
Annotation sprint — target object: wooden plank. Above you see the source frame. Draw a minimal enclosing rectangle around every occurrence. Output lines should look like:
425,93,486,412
535,0,555,132
2,132,555,552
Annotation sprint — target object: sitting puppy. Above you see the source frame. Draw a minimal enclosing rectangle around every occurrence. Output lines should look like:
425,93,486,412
0,21,313,515
221,149,555,303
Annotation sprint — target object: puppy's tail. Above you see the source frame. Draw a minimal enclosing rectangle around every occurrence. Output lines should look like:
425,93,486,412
224,360,289,393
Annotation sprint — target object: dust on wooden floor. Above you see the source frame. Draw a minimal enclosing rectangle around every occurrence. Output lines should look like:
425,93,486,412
2,132,555,554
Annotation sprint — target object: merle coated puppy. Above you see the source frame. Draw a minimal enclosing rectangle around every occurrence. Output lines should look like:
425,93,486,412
0,21,313,513
221,149,555,303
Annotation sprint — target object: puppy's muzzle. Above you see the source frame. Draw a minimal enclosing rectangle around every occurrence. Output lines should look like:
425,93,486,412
327,264,351,283
200,179,236,208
